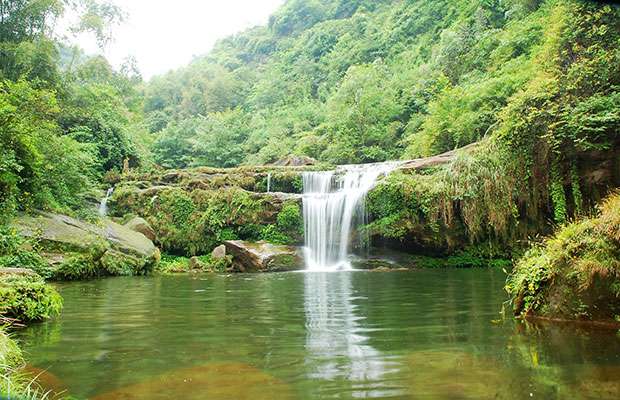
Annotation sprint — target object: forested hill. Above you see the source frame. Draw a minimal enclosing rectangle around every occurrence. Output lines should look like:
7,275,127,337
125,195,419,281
144,0,619,168
1,0,619,220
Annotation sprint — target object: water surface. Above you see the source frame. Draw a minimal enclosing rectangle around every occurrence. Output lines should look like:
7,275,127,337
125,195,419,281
16,269,620,399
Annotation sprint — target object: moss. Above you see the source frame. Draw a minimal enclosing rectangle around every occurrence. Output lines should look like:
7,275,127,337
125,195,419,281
0,274,63,323
156,254,191,274
53,247,154,280
257,172,303,193
507,192,620,321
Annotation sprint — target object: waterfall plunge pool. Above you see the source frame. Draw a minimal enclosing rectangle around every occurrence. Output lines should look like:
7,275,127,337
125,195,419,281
15,268,620,399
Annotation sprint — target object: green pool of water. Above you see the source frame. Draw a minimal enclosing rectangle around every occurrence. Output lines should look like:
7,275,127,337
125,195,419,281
15,269,620,399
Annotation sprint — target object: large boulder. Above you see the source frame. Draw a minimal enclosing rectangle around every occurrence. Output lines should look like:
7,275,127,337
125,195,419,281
12,212,159,278
224,240,303,272
124,216,156,241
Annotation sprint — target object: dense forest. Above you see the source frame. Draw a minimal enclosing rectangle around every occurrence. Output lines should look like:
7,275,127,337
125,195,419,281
3,0,619,220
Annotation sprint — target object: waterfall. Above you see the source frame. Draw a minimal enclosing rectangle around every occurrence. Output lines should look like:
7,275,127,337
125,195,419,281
302,162,400,270
267,173,272,193
98,187,114,217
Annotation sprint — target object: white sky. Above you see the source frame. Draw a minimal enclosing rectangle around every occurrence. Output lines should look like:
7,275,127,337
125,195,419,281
67,0,285,79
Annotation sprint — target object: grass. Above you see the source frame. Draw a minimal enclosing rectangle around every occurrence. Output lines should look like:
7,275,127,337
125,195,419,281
1,328,54,400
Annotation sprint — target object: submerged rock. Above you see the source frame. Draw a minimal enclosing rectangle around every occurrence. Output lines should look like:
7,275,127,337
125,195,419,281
12,212,159,279
92,363,294,400
224,240,303,272
124,216,156,241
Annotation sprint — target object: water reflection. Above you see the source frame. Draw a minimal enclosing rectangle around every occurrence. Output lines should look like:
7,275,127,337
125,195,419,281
303,271,403,398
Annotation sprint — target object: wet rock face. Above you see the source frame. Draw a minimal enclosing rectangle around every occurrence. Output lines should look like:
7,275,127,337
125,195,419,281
12,212,159,278
224,240,303,272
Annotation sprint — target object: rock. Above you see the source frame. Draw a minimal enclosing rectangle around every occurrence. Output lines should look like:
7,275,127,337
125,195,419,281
124,217,156,241
12,212,160,278
399,142,478,172
211,245,226,260
224,240,303,272
0,268,38,277
272,155,317,167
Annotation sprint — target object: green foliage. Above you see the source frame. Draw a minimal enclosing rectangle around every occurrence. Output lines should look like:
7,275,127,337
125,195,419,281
0,227,53,279
549,161,567,224
411,251,512,269
0,328,23,371
507,192,620,321
0,80,97,214
114,186,267,256
0,274,63,323
260,201,304,245
0,1,144,216
156,253,232,274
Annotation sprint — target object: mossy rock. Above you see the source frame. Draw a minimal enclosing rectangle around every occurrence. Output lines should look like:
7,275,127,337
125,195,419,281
11,212,159,280
507,193,620,322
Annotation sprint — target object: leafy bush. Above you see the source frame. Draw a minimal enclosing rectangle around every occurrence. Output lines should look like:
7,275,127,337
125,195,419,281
0,274,63,323
0,227,53,279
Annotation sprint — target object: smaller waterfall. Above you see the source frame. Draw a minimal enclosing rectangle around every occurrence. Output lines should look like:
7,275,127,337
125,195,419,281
302,162,400,270
267,173,272,193
98,187,114,217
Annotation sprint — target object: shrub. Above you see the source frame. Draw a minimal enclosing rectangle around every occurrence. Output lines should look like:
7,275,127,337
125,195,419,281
0,274,63,323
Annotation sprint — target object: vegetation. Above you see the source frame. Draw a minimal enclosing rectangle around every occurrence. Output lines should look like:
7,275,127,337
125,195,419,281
111,183,303,257
0,273,63,323
506,192,620,322
0,0,145,218
143,0,617,172
156,254,232,274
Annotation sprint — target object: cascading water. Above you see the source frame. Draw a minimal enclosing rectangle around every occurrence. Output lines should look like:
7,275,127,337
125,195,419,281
267,173,272,193
302,162,401,271
98,187,114,217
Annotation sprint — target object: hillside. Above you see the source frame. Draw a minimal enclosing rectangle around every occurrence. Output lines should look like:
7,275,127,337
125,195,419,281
143,0,619,170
